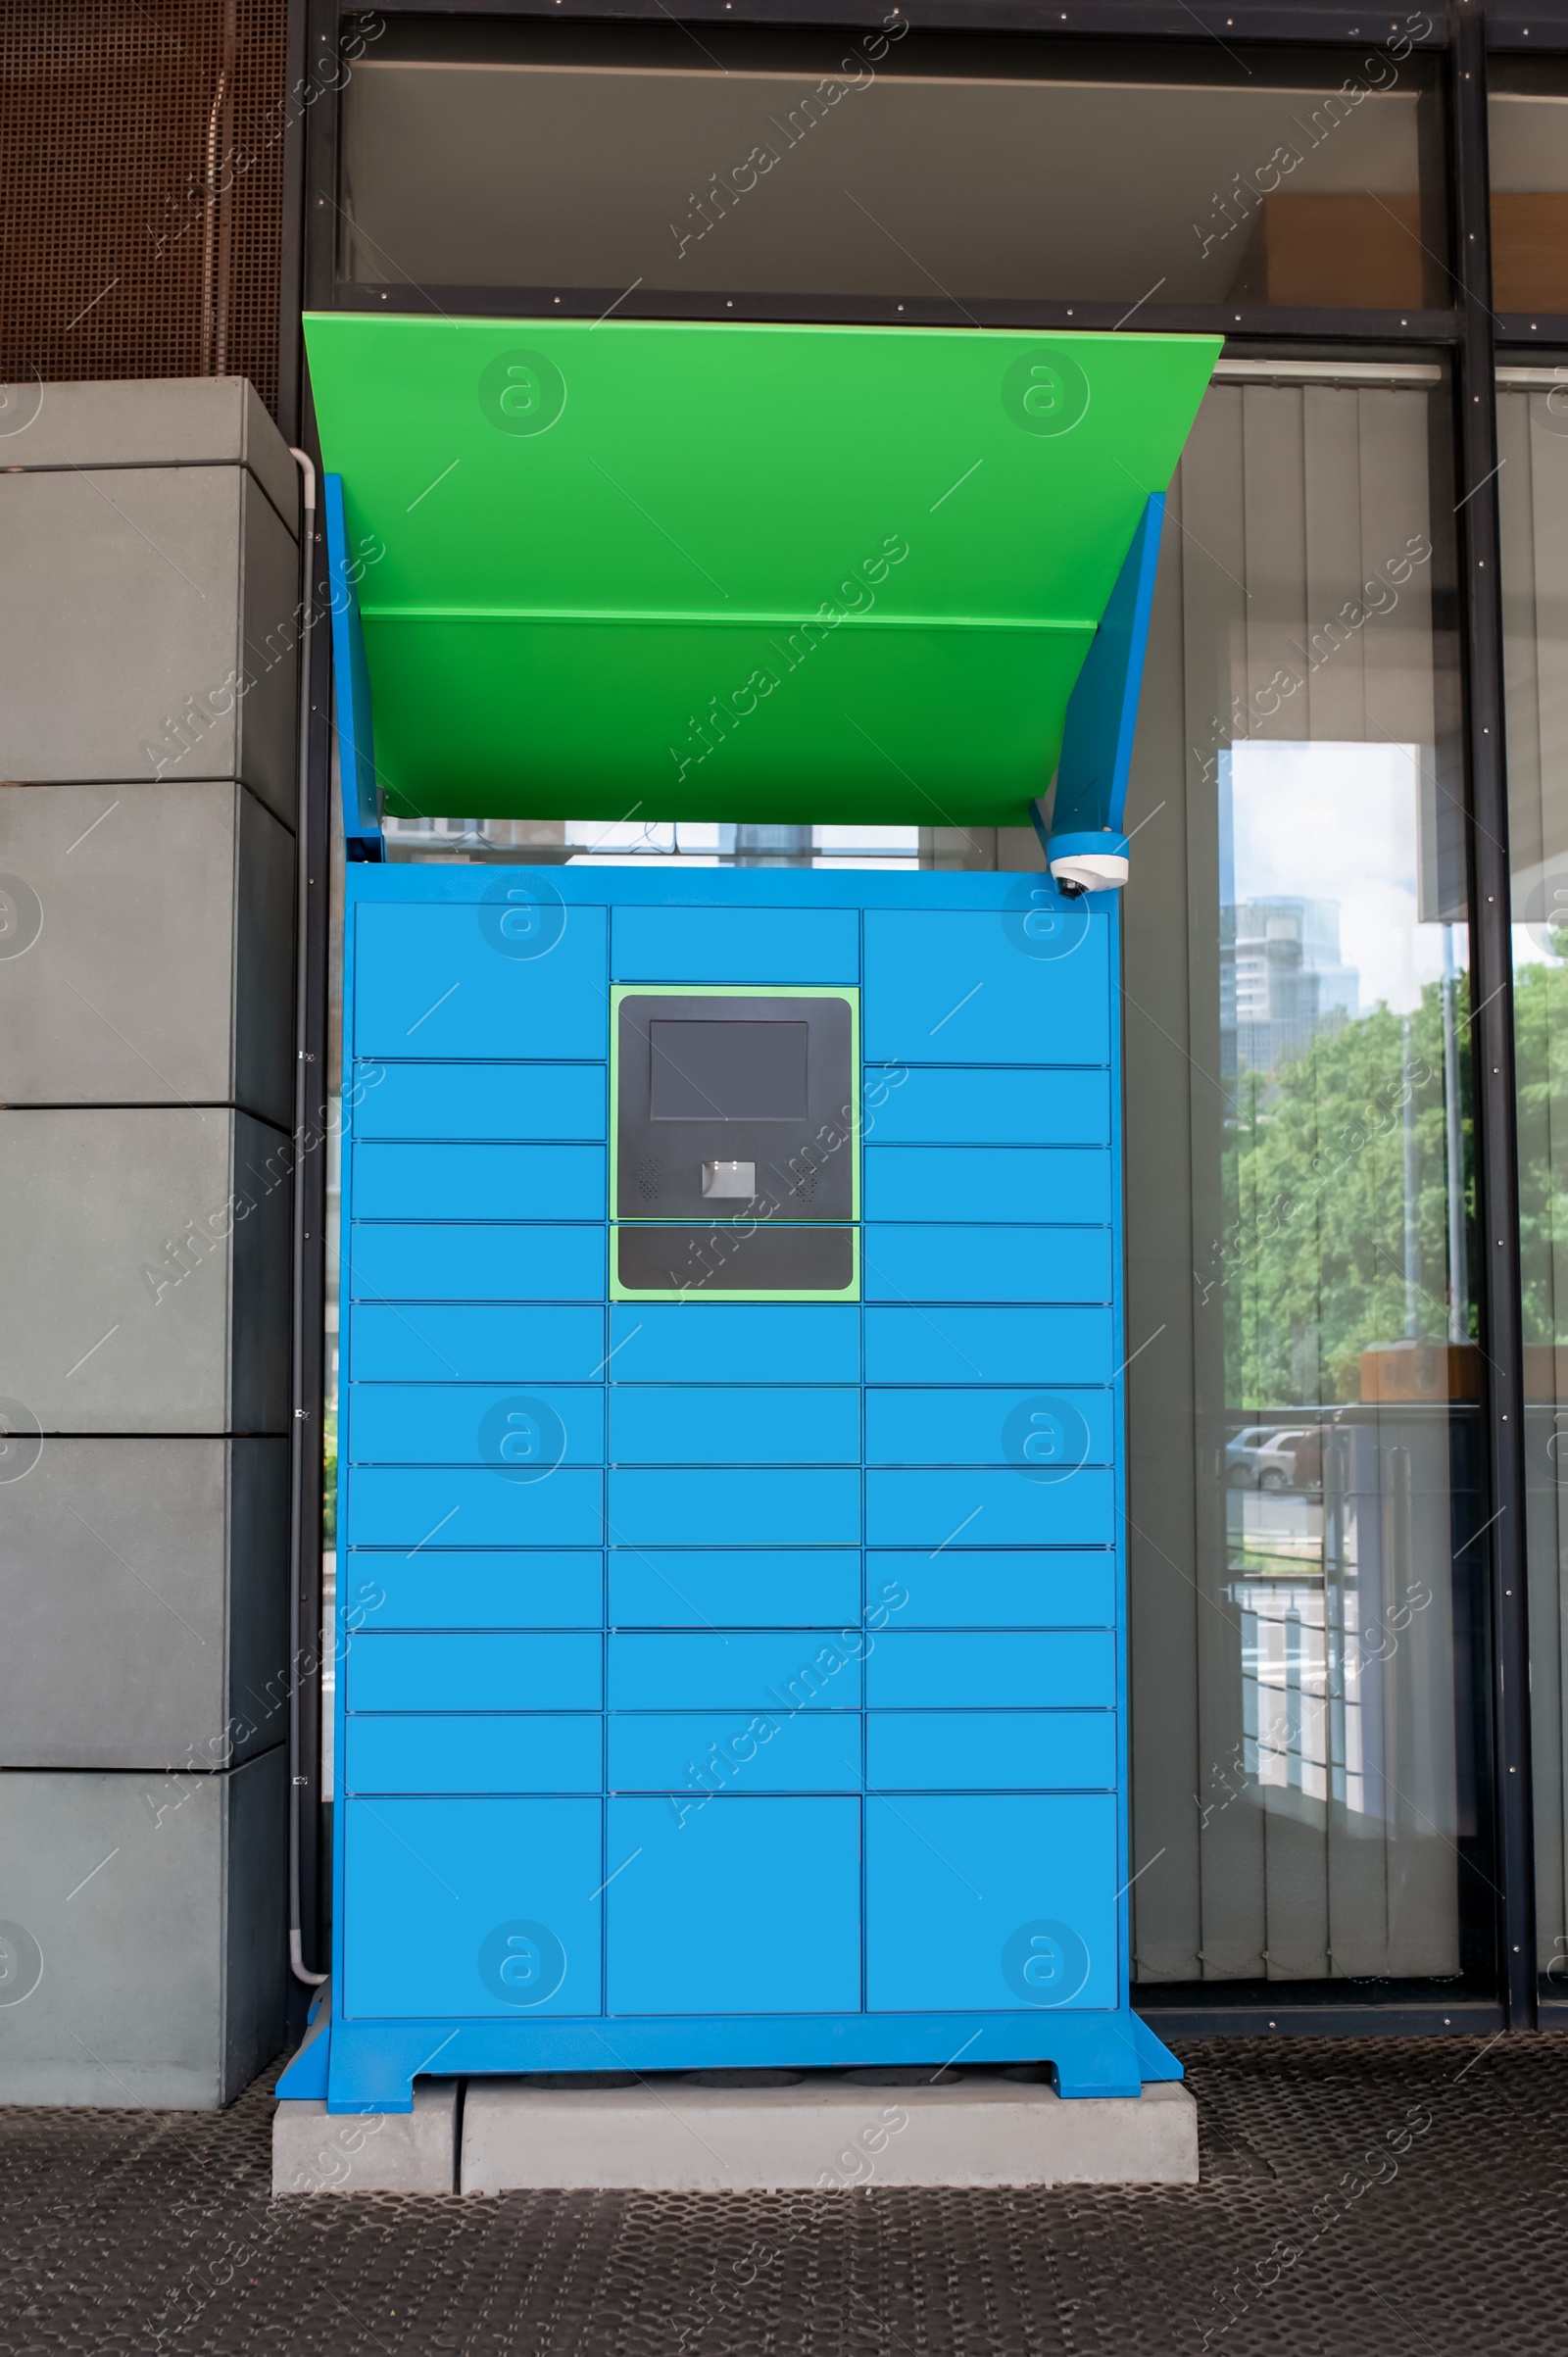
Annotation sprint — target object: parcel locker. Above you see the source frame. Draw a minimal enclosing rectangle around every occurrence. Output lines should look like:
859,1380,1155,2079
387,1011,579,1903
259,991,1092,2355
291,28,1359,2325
276,312,1216,2110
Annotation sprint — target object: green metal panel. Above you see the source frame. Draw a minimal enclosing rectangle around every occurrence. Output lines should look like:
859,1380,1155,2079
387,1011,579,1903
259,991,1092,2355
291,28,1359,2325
303,316,1219,826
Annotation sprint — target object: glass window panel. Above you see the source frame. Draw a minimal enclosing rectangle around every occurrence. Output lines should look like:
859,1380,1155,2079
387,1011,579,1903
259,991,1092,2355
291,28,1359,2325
1497,369,1568,1994
1490,65,1568,315
376,814,921,868
1118,368,1489,1990
340,24,1446,313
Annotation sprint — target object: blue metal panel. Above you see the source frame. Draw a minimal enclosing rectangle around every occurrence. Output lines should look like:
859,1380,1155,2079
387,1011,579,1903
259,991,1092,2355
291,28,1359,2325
866,1631,1114,1710
863,1306,1113,1385
872,1549,1115,1629
607,1303,860,1383
342,1797,602,2018
346,1714,604,1793
866,1712,1116,1792
345,1550,603,1631
863,1227,1113,1304
610,1387,859,1466
1050,494,1165,842
322,473,383,855
865,1795,1117,2012
349,1384,605,1466
864,1389,1114,1468
354,1143,607,1223
348,1631,603,1712
863,1147,1111,1225
608,1468,861,1547
606,1797,860,2014
862,908,1110,1066
354,902,609,1060
346,1225,605,1301
609,1549,862,1629
347,1466,603,1548
354,1062,607,1142
612,904,859,983
865,1065,1111,1146
864,1467,1114,1547
350,1305,607,1384
609,1712,860,1792
608,1632,863,1712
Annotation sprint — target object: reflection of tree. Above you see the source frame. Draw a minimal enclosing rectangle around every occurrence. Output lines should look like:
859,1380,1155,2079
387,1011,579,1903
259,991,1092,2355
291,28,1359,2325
1514,949,1568,1349
322,1402,337,1547
1224,974,1475,1407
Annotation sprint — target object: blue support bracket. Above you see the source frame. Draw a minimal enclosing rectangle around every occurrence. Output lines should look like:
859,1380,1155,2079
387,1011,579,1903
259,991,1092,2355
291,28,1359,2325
323,473,385,861
275,1980,332,2099
1033,492,1165,893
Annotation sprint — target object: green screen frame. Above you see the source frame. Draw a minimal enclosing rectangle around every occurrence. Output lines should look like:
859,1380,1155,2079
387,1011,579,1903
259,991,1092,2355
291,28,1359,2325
609,982,861,1303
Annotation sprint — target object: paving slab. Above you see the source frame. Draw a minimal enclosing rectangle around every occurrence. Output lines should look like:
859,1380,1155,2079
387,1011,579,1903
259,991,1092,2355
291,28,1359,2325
459,2069,1197,2193
272,2082,459,2195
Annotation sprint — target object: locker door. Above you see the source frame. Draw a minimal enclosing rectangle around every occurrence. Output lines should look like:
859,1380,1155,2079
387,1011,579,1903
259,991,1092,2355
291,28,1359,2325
606,1796,861,2015
865,1795,1117,2012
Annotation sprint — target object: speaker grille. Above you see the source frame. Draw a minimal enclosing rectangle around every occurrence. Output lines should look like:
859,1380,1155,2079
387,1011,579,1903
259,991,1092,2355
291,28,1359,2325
0,0,286,417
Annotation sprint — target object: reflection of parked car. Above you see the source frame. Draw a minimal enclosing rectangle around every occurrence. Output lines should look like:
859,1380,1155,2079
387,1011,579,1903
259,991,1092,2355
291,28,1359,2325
1226,1427,1311,1492
1289,1427,1325,1495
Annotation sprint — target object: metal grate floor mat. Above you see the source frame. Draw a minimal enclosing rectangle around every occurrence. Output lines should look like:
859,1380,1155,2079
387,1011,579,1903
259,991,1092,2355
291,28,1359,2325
1,2035,1566,2354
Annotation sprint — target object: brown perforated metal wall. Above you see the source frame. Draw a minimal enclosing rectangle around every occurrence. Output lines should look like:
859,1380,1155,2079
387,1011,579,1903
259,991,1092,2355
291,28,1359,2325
0,0,287,417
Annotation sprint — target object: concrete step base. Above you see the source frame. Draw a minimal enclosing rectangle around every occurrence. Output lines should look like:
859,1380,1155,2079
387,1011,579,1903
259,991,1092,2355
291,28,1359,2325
463,2072,1197,2192
273,2072,1197,2195
273,2082,459,2194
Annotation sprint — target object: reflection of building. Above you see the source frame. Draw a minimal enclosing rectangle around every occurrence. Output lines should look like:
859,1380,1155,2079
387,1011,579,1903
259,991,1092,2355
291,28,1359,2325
1222,896,1360,1075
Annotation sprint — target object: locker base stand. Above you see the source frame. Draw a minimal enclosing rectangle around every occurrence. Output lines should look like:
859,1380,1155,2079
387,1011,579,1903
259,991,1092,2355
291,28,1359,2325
275,1994,1182,2114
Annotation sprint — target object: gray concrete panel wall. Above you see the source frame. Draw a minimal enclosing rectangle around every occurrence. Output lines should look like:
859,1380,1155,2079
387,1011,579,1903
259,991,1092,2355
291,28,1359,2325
222,1743,292,2103
229,1112,297,1435
0,379,300,525
0,1749,287,2109
0,466,300,823
0,378,301,2107
0,1107,290,1434
0,1438,289,1771
233,783,297,1126
0,780,293,1125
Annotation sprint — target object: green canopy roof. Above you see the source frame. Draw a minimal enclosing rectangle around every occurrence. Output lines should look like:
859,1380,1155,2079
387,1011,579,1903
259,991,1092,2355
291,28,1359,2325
303,315,1218,827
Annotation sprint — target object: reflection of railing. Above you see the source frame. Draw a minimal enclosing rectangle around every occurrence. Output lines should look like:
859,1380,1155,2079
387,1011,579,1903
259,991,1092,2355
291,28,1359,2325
1227,1405,1481,1839
1235,1575,1335,1806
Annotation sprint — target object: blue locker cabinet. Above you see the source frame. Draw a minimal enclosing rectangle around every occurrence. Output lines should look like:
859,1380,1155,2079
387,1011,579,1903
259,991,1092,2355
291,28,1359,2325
291,866,1180,2110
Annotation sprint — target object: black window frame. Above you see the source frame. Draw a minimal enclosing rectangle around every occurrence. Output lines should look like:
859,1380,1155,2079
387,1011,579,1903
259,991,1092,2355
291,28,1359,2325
282,0,1555,2036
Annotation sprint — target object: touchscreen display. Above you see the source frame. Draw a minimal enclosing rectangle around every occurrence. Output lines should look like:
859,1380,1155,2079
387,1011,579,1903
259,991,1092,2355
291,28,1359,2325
649,1019,808,1121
